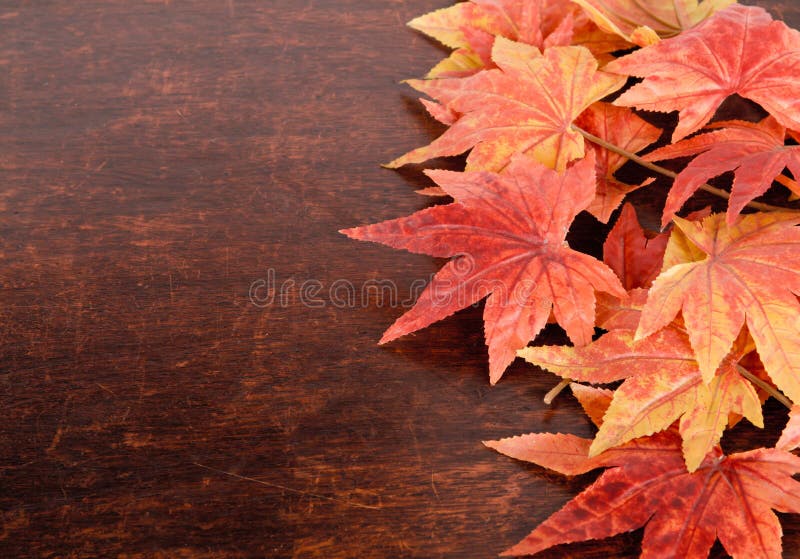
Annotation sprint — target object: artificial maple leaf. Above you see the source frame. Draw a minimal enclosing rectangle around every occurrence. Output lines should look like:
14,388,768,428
595,201,715,327
638,211,800,404
607,4,800,141
594,205,668,328
602,202,668,290
386,39,625,172
571,206,710,329
420,98,457,126
573,0,735,46
518,320,763,471
595,286,649,331
576,103,662,223
341,154,625,383
569,382,614,427
408,0,627,78
487,418,800,558
644,117,800,226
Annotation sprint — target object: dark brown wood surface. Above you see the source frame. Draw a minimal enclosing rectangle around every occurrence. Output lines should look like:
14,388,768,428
2,1,800,558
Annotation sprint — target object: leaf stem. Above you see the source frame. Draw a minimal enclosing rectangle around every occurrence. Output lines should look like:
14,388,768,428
572,125,788,214
737,365,793,410
776,173,800,194
544,378,572,405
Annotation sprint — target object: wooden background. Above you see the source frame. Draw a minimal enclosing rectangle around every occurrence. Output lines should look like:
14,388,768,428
2,1,800,557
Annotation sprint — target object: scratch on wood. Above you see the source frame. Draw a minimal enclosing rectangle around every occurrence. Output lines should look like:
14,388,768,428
96,383,116,396
193,463,383,510
430,472,440,502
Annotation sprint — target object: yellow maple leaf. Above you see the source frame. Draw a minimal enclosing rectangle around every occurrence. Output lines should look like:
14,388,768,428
573,0,735,46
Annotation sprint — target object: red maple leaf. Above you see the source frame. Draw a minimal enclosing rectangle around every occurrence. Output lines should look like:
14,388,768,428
341,154,625,383
576,103,662,223
644,117,800,226
602,202,669,290
486,385,800,558
607,4,800,141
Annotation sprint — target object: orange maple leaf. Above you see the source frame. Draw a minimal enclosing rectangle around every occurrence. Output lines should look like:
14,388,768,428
341,154,625,383
607,4,800,141
486,385,800,558
638,211,800,403
644,117,800,226
386,39,624,172
576,104,662,223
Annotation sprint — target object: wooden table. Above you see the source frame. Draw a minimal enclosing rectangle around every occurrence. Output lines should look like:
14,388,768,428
2,1,799,557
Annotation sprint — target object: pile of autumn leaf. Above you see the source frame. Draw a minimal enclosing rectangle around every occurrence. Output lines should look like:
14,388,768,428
341,1,800,557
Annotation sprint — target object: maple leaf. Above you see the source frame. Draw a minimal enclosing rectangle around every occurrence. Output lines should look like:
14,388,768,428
576,103,662,223
518,318,763,471
607,4,800,141
573,0,735,46
595,286,650,331
386,39,625,172
341,154,625,383
420,98,458,127
638,211,800,404
597,205,715,326
602,203,668,290
570,382,614,427
408,1,627,78
644,117,800,226
593,205,668,328
487,414,800,558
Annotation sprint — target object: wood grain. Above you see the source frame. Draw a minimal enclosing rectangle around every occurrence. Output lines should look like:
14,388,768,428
0,1,798,557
